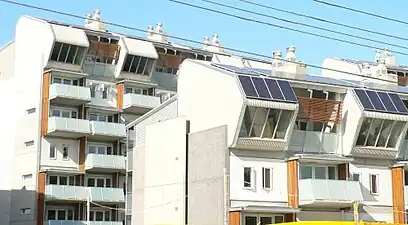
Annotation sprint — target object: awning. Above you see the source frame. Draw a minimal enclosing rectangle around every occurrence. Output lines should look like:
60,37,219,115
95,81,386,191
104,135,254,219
288,154,354,164
245,99,298,111
122,37,159,59
364,111,408,121
51,24,90,47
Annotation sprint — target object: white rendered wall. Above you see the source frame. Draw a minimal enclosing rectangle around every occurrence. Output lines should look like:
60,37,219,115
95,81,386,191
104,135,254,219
40,138,80,171
340,89,363,155
177,60,243,146
0,41,15,81
142,117,187,225
86,79,117,109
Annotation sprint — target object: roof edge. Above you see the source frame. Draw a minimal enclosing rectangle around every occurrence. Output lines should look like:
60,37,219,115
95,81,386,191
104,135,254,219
125,94,178,129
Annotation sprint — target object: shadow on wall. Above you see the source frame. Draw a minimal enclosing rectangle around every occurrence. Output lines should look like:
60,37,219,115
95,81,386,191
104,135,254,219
360,185,378,202
0,188,38,225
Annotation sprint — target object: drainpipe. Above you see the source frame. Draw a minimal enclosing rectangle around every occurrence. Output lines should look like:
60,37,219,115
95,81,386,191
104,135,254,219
223,167,230,225
320,90,329,153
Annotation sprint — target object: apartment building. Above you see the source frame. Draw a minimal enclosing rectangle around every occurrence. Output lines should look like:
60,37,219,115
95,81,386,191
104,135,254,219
0,10,226,225
126,47,408,225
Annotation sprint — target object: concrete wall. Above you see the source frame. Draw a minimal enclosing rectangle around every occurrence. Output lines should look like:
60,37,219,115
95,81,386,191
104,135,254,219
187,125,229,225
0,41,15,80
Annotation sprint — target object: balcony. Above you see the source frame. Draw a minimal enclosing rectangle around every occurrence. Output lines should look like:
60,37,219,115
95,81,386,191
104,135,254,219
85,153,126,172
89,121,126,141
49,83,92,106
299,179,363,208
297,97,343,124
45,221,123,225
126,192,132,214
127,150,133,171
289,130,338,154
398,76,408,86
122,93,161,114
88,40,120,60
83,58,115,77
45,185,125,203
47,117,91,138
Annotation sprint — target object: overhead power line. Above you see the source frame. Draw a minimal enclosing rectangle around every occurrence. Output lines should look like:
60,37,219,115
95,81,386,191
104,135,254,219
313,0,408,26
200,0,408,51
169,0,408,57
0,0,397,82
238,0,408,42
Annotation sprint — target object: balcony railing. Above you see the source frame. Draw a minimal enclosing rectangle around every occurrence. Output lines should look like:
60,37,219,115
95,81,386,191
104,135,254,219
45,185,125,203
297,97,343,124
90,121,126,139
49,83,91,104
85,153,126,171
122,93,161,113
289,130,338,154
299,179,363,207
45,221,123,225
83,59,115,77
126,192,132,214
47,117,91,137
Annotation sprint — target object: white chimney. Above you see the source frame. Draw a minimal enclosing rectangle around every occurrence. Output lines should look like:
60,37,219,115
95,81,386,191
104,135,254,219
375,50,381,63
382,48,397,65
271,51,283,68
285,46,296,62
146,22,168,43
203,33,224,53
202,36,210,50
84,9,106,31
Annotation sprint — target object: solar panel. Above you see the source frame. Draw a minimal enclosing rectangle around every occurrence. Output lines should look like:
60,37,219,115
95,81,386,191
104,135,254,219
212,64,259,76
237,75,297,103
353,88,408,115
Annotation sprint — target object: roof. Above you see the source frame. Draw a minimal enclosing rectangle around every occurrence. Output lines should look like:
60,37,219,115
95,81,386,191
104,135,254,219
333,57,408,71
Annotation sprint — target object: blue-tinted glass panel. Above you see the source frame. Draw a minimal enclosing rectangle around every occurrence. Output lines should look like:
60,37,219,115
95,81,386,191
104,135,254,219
248,68,272,76
354,89,374,110
264,79,284,100
277,80,297,102
238,75,258,98
251,77,272,99
212,64,259,75
377,92,397,112
366,90,386,111
388,93,408,114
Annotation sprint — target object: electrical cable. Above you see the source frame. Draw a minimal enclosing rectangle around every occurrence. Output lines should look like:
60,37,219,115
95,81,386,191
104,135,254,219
237,0,408,42
0,0,401,84
169,0,408,57
199,0,408,51
313,0,408,26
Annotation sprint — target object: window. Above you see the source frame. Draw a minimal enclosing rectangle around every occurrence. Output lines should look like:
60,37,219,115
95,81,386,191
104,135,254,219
48,175,75,186
370,174,379,195
26,108,36,114
90,86,96,97
50,107,78,119
239,106,293,140
125,87,154,96
122,55,155,76
351,173,361,182
89,113,113,122
25,140,34,147
49,145,56,159
243,167,254,188
300,165,337,179
20,208,31,215
46,209,74,220
356,118,405,148
102,88,108,99
88,144,113,155
262,168,272,189
87,177,112,188
52,77,78,85
50,42,85,65
89,210,111,221
22,174,32,180
62,146,69,160
244,215,285,225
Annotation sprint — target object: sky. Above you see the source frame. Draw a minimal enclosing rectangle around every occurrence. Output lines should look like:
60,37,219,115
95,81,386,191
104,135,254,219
1,0,408,74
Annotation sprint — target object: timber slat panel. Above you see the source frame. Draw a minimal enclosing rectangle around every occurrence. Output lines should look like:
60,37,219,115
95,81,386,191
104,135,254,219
297,97,343,124
88,40,120,60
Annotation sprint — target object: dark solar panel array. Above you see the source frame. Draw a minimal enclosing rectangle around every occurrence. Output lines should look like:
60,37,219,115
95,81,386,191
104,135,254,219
353,89,408,115
238,75,298,103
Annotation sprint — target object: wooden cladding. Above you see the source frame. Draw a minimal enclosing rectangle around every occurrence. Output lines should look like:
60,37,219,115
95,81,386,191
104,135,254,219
157,53,182,69
297,97,343,124
116,83,124,109
229,211,240,225
287,159,299,208
79,137,86,172
88,40,120,60
41,72,51,136
338,163,348,180
391,166,406,224
37,172,46,225
398,76,408,86
284,213,295,222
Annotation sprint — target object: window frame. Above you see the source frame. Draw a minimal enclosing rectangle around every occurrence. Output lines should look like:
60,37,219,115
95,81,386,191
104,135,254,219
50,42,85,65
356,118,404,149
46,208,75,221
299,164,338,180
50,106,78,119
62,145,69,160
262,167,273,190
88,113,114,122
47,175,75,186
243,166,255,189
89,210,112,221
49,144,57,160
122,54,154,76
369,173,380,195
88,143,114,155
87,176,113,188
243,213,285,225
